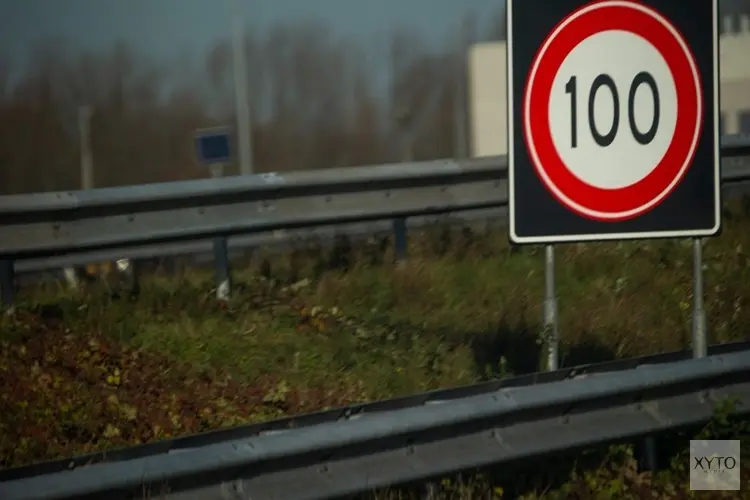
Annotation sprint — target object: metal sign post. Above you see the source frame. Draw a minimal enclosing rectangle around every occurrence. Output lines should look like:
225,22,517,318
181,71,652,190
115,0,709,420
692,238,707,358
195,127,233,301
543,245,559,371
209,163,230,301
507,0,720,369
231,0,253,175
63,106,95,290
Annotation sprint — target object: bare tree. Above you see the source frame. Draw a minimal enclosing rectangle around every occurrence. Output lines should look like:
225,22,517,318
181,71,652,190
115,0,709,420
0,20,465,195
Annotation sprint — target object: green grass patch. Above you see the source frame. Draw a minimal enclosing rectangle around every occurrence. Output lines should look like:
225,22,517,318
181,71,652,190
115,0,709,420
2,200,750,496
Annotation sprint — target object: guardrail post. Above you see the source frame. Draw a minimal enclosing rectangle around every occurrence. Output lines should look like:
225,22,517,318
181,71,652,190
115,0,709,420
0,259,14,306
208,163,231,301
116,258,140,300
393,218,408,264
638,435,658,472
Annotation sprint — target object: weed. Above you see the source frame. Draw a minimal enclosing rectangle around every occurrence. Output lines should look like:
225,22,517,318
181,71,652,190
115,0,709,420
2,200,750,497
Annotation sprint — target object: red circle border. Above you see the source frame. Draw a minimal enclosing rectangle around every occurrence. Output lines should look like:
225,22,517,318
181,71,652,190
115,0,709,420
522,0,703,221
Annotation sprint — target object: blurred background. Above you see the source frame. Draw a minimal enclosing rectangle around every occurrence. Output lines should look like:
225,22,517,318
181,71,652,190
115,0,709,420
0,0,748,195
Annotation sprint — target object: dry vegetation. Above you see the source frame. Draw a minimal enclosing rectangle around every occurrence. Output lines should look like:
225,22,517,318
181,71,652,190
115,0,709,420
1,13,749,499
2,208,750,497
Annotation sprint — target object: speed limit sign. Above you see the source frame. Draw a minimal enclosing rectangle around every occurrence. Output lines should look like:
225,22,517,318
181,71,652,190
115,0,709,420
507,0,720,244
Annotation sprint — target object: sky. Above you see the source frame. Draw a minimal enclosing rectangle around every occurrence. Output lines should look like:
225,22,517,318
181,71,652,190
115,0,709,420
0,0,505,66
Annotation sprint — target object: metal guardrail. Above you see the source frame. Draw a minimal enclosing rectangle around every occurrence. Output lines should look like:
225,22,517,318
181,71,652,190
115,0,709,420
2,136,750,264
0,157,503,259
1,339,747,482
11,208,509,275
1,135,749,304
1,346,749,500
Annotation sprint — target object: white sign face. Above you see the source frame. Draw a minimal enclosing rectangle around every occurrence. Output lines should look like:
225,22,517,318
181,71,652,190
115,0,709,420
548,29,679,190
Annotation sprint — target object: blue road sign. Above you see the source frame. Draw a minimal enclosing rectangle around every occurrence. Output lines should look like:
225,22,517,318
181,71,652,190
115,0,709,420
195,128,231,165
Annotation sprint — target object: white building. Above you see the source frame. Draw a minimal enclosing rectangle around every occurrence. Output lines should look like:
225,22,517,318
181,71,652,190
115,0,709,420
468,14,750,157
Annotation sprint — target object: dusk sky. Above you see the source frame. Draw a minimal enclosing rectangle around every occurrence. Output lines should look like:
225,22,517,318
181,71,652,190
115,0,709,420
0,0,504,66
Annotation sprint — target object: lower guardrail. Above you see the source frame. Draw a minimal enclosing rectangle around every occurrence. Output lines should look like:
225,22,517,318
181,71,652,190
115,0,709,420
2,346,749,500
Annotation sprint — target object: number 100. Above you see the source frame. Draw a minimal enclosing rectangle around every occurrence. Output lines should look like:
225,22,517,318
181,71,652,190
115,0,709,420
564,71,661,148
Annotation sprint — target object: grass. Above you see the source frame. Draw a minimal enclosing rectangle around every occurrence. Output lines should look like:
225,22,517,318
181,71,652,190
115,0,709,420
2,198,750,497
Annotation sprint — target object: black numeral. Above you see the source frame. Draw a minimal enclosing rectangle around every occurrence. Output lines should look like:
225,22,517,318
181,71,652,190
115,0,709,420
565,72,660,148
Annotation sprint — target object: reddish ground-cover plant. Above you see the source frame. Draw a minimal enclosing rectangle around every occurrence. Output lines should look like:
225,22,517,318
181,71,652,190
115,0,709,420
0,309,361,469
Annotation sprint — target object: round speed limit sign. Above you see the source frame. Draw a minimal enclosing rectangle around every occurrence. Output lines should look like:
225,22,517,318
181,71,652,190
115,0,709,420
522,0,703,222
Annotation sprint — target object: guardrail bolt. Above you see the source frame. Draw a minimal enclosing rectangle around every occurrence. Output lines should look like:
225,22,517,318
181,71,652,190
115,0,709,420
0,259,14,306
213,237,231,301
392,218,408,264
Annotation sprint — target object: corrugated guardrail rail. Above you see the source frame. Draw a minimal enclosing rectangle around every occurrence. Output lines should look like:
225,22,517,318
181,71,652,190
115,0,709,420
1,341,749,500
1,135,750,266
1,135,749,303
